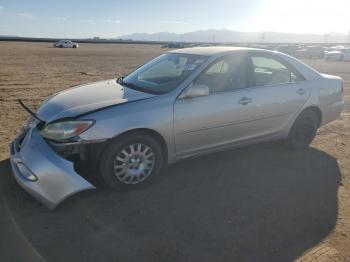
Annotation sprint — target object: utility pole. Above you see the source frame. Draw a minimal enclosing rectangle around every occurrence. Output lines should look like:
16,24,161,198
260,32,265,43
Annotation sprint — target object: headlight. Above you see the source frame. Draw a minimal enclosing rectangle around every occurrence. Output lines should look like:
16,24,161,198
41,120,95,141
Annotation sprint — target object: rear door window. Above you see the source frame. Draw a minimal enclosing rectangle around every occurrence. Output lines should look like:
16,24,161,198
248,54,303,87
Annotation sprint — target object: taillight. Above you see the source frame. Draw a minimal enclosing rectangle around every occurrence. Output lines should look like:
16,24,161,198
341,81,344,94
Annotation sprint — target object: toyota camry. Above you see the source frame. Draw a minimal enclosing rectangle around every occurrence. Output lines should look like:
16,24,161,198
10,47,344,209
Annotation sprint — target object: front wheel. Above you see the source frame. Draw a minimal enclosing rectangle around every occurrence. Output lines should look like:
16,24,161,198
99,132,164,191
286,110,319,150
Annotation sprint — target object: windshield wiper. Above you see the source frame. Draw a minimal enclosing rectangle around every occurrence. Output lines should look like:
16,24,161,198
117,76,162,95
125,82,162,95
117,79,151,93
116,76,124,84
121,81,144,91
18,99,46,124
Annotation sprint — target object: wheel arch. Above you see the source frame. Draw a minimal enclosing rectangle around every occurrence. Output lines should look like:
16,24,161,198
118,128,169,164
91,128,168,169
300,106,323,127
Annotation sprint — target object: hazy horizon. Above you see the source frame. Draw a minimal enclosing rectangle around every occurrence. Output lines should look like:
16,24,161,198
0,0,349,38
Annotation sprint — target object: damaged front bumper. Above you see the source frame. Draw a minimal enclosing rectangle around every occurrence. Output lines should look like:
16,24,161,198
10,127,95,209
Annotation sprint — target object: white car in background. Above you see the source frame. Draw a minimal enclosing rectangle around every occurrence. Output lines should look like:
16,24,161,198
53,40,79,48
325,48,350,61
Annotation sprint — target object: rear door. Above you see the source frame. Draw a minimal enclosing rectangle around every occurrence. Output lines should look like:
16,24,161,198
237,52,311,138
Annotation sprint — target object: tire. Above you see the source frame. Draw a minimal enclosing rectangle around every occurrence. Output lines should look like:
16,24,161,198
286,110,319,150
73,45,77,48
99,132,164,191
59,45,63,48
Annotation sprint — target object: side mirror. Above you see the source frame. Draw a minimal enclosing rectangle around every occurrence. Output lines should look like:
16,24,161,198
180,84,210,99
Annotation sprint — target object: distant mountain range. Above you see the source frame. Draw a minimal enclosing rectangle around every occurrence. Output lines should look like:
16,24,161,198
119,29,349,43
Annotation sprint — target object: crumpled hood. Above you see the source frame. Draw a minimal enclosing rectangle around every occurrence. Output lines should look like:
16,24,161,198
36,79,156,122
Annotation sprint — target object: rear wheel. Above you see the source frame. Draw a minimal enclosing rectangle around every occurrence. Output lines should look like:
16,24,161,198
286,110,319,149
99,132,164,191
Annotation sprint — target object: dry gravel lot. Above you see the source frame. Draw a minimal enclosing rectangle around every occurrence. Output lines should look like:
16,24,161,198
0,42,350,261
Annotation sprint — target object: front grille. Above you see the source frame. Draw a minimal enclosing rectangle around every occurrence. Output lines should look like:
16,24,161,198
15,127,30,152
10,142,15,155
17,135,26,151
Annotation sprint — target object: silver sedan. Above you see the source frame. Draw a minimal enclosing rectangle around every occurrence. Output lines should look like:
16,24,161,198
10,47,344,209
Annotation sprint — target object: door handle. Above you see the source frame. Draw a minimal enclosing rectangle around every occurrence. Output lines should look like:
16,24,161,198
297,88,305,95
238,97,252,105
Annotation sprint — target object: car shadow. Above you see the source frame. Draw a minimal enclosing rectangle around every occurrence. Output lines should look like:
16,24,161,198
0,143,341,262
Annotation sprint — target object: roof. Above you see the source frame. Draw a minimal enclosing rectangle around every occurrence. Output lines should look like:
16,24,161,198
171,46,323,81
169,46,262,56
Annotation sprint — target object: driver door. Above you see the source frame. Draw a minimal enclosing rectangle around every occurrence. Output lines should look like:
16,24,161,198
174,54,251,156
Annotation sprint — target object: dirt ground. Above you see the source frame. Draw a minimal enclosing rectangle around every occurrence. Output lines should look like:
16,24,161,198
0,42,349,261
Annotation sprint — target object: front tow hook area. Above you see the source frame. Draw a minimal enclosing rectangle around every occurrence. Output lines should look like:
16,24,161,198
10,128,95,209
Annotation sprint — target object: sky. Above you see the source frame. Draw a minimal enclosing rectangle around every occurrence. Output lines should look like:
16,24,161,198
0,0,349,38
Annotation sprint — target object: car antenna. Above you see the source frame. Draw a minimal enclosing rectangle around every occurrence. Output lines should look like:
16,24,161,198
18,99,46,124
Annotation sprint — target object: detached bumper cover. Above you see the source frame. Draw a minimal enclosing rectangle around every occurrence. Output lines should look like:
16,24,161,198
10,128,95,209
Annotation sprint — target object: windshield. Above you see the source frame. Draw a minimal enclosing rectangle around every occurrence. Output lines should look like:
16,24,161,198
122,53,208,94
